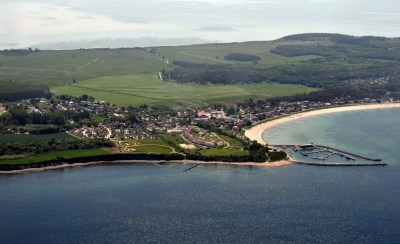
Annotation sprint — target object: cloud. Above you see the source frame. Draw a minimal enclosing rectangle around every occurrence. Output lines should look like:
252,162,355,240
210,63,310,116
1,0,400,50
79,15,95,20
0,2,148,37
198,26,237,32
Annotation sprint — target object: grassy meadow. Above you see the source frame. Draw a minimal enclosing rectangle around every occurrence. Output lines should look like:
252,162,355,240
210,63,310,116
52,74,318,107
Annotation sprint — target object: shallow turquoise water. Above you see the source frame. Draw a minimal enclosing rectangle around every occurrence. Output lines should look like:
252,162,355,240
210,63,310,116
1,108,400,243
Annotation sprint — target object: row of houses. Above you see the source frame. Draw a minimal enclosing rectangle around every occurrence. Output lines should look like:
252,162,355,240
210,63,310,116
184,127,215,148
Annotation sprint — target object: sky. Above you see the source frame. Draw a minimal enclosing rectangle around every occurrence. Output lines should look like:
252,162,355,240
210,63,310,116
1,0,400,49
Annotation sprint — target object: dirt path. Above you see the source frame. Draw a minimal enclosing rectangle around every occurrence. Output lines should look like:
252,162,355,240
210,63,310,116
212,133,230,148
66,58,100,76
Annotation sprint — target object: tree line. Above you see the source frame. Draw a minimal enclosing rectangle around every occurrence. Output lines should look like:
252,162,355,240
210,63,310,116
0,105,91,129
0,48,40,56
164,61,400,89
0,81,50,102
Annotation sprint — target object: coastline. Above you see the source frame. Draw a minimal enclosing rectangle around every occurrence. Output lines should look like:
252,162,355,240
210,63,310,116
3,103,398,175
245,103,400,145
0,159,292,175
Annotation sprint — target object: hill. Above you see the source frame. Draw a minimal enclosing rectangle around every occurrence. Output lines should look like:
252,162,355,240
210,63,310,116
2,33,400,106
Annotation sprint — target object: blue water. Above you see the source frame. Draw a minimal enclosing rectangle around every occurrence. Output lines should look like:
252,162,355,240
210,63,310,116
1,109,400,243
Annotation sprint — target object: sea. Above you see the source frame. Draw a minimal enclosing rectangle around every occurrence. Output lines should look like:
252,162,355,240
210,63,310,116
1,108,399,243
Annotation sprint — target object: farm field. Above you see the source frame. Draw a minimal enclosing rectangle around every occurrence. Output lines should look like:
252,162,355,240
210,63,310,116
52,74,318,107
0,49,165,86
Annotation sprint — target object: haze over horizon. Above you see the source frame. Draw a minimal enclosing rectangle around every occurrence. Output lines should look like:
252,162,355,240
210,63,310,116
1,0,400,50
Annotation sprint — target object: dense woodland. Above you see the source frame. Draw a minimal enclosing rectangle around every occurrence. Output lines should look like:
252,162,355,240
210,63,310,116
224,53,261,62
1,105,90,127
0,81,50,102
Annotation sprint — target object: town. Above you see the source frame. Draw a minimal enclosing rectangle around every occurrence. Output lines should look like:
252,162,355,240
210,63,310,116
1,93,397,149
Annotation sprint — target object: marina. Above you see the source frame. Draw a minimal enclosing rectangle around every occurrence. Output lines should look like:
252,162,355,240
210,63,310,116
272,144,386,166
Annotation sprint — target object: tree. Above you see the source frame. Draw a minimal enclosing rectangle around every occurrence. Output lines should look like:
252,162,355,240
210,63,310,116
127,112,141,124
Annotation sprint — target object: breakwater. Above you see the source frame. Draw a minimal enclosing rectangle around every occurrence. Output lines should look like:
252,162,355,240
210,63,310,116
183,164,199,172
315,145,382,161
293,161,386,167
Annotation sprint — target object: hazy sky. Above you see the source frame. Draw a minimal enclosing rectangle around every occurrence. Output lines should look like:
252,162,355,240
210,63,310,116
1,0,400,49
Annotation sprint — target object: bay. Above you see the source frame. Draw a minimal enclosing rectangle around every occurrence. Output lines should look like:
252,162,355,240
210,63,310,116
1,108,400,243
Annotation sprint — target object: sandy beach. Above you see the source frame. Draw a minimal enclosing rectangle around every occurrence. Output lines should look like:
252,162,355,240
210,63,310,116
0,158,292,175
245,103,400,145
182,159,292,167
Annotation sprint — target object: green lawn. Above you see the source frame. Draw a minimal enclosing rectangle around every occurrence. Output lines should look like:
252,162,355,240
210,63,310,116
0,132,75,143
0,148,110,165
52,74,318,107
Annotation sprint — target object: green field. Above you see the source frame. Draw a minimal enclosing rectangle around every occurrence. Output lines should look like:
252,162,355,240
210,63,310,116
0,148,110,165
157,41,322,66
52,74,318,106
0,132,75,143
